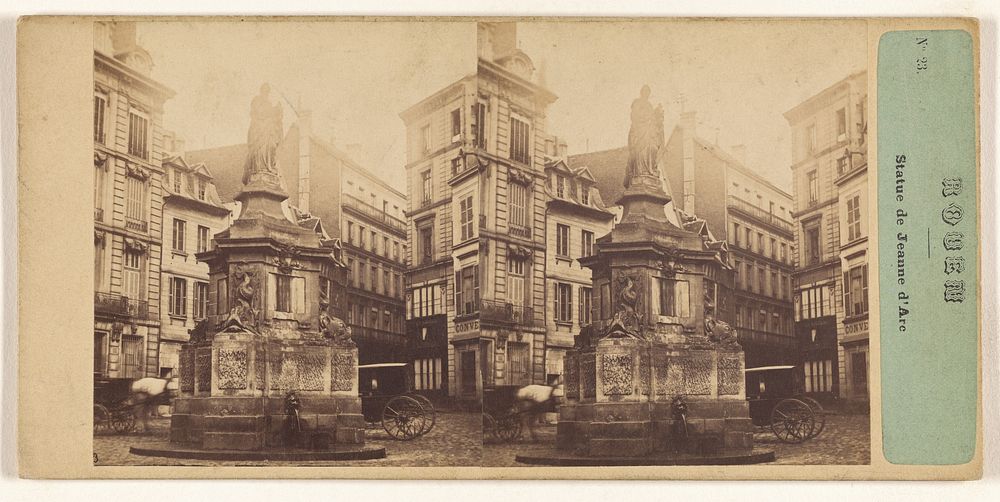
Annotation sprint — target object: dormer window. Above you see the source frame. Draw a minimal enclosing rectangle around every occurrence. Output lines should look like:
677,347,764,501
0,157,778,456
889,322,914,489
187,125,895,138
197,178,206,200
556,175,565,198
580,186,590,205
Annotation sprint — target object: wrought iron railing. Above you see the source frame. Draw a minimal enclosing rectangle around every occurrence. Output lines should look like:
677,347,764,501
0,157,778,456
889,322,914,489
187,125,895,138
342,193,407,234
125,218,148,233
726,196,793,233
480,299,536,325
508,224,531,239
94,292,150,319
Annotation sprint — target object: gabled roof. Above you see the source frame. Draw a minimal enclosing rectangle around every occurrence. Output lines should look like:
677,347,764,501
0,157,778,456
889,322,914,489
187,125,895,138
572,166,596,183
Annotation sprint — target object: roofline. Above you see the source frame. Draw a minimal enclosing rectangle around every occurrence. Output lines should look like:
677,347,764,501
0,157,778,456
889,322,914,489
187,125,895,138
687,132,793,200
398,77,471,123
94,51,175,99
308,136,407,200
783,69,866,122
478,57,558,104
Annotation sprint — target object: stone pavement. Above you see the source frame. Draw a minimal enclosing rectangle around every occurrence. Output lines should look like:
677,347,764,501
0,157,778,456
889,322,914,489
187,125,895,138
93,411,482,467
94,411,868,467
482,413,871,467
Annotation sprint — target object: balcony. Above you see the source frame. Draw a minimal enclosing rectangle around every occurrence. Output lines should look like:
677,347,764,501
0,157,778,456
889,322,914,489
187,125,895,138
480,299,536,326
125,218,148,233
95,207,104,222
508,224,531,239
342,193,407,234
94,292,150,320
727,196,793,234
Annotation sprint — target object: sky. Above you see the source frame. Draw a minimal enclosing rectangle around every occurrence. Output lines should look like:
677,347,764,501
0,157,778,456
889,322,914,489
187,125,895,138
517,20,867,191
137,20,866,193
139,20,475,192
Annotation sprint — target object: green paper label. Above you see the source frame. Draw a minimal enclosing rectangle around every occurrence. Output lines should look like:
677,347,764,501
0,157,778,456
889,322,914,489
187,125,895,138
878,29,977,464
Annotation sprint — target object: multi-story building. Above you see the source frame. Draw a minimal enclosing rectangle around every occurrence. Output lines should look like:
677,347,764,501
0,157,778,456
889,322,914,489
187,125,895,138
187,111,409,367
93,21,174,379
541,145,615,380
400,22,557,402
157,139,231,378
784,71,869,403
568,111,797,368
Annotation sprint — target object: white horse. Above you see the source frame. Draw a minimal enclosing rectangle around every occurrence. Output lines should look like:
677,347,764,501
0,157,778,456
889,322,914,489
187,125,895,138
128,377,178,433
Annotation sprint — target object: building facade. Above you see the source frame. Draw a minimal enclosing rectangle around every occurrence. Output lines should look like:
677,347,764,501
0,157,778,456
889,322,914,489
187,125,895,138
157,148,231,378
93,21,174,379
784,70,869,403
569,112,797,369
542,155,615,381
186,113,409,368
401,22,557,402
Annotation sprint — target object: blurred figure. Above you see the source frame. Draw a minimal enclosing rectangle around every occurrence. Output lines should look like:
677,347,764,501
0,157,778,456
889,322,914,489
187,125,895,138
129,377,178,433
514,376,564,442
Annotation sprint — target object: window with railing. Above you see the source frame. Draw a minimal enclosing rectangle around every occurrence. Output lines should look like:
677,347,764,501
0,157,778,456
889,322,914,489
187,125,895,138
125,177,147,231
123,251,142,300
507,258,525,309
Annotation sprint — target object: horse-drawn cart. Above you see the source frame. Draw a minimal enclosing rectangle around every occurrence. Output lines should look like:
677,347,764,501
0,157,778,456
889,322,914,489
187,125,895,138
93,376,136,434
746,365,827,443
359,363,436,440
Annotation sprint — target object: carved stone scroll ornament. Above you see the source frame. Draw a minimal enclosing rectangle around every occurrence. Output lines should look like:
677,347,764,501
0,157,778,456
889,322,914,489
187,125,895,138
603,272,643,338
123,238,148,255
220,266,259,333
125,161,150,181
273,242,302,274
319,284,352,343
94,151,109,170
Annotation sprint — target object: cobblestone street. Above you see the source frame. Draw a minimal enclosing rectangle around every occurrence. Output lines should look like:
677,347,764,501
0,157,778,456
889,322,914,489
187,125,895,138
93,411,482,467
482,413,870,467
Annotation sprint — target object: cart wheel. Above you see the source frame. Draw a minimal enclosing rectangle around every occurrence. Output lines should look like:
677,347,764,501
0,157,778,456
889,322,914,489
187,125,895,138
795,395,827,439
494,409,522,443
482,413,497,443
407,393,437,436
94,404,111,433
382,396,425,441
111,410,135,434
770,398,814,444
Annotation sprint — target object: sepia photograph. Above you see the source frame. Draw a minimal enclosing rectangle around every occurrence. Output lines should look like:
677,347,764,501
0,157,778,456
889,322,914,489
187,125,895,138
85,18,877,468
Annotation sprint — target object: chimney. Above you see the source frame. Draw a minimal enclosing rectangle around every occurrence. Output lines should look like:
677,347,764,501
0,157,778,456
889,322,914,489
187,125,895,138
110,22,137,54
731,144,747,165
297,109,312,214
557,139,568,158
491,22,518,57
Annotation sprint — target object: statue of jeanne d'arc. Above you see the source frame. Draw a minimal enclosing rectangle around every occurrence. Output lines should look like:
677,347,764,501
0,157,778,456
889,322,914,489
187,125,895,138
624,85,665,188
243,83,284,185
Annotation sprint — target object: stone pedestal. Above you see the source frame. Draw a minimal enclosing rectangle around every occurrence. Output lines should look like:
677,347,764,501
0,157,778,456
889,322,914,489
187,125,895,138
558,338,752,457
170,335,363,450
